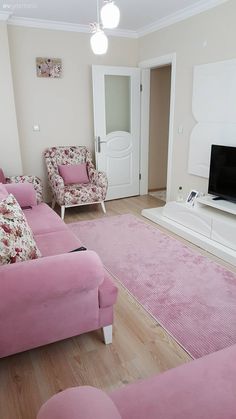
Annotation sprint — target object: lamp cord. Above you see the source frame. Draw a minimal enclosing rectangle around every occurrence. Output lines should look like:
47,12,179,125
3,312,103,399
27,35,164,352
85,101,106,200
97,0,100,26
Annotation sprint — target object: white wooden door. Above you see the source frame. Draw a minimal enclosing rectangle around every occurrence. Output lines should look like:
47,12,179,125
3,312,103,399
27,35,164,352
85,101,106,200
92,65,140,201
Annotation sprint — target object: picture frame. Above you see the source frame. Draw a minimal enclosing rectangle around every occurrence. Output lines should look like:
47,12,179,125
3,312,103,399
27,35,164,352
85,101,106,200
186,190,199,206
36,57,62,78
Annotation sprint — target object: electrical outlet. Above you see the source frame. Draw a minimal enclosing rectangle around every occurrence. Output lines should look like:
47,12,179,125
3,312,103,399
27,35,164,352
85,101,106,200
178,125,183,134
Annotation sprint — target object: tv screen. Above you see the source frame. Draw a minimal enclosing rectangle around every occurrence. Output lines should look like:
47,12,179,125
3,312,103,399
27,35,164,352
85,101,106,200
208,145,236,203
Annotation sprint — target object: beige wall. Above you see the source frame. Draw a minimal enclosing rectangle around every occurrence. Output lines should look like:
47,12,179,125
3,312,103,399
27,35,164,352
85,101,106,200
8,26,138,197
0,22,22,175
139,0,236,200
3,1,236,200
148,65,171,191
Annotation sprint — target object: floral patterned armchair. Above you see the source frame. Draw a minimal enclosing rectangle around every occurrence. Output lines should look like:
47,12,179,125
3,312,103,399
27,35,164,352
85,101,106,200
5,173,43,204
44,146,108,219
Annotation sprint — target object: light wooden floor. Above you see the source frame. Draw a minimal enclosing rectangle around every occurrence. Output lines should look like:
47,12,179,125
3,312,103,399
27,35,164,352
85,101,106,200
1,195,234,419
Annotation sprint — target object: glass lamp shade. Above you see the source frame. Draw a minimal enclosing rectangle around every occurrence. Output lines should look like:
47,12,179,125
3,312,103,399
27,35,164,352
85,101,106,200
90,29,108,55
101,1,120,29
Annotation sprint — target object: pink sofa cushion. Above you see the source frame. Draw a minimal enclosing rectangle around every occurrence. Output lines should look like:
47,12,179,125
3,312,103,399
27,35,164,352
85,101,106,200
0,183,8,201
0,194,41,265
34,230,82,257
58,163,89,185
37,387,121,419
24,203,69,236
5,183,37,208
0,168,6,184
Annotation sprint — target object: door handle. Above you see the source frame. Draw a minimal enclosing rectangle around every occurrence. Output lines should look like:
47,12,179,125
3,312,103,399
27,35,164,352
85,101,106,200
97,136,106,153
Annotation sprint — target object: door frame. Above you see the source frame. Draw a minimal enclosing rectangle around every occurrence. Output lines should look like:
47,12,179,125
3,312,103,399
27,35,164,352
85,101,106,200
139,53,177,202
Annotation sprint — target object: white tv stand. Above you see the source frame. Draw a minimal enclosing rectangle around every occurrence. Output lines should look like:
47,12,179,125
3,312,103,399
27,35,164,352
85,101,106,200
142,196,236,267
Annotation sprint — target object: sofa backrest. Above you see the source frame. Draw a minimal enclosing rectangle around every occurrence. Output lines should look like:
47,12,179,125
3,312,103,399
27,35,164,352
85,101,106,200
44,146,93,177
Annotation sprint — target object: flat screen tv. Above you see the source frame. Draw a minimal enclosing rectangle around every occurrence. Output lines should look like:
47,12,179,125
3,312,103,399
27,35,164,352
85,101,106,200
208,144,236,203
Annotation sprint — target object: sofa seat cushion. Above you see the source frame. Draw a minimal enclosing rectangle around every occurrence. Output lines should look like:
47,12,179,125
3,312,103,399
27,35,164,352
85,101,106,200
0,194,41,265
24,203,66,235
64,183,104,206
34,230,82,257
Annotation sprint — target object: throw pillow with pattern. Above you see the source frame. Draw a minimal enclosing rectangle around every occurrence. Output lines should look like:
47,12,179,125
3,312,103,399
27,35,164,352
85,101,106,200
0,194,41,265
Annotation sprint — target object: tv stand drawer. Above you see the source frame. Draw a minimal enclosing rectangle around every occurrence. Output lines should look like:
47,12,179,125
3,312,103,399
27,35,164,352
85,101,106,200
212,218,236,251
163,202,211,238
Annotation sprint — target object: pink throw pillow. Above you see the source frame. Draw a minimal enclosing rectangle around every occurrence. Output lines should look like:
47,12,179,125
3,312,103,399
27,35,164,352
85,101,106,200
0,169,6,184
5,183,37,208
58,163,89,185
0,183,8,202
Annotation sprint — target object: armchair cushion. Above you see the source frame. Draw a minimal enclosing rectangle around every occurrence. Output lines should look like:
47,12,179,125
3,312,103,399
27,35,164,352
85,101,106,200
5,183,37,208
0,168,6,184
58,163,89,185
64,183,106,206
37,387,122,419
0,194,41,265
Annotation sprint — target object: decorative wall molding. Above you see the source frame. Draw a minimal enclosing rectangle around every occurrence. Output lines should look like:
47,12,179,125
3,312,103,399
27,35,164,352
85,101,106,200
0,11,12,21
137,0,229,37
7,16,138,38
4,0,229,38
188,58,236,178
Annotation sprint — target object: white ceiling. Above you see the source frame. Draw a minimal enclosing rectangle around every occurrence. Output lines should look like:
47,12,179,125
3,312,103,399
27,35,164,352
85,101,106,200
0,0,228,35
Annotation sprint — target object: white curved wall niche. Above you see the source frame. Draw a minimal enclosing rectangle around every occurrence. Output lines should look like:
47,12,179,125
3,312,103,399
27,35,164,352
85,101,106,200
189,59,236,178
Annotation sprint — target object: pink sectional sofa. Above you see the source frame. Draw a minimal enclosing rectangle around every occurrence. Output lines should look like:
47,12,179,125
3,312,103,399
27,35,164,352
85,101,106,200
37,344,236,419
0,184,118,358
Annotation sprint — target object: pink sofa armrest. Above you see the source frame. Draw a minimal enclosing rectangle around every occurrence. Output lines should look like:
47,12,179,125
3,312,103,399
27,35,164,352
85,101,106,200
0,251,104,308
110,344,236,419
99,273,118,308
5,182,37,207
37,387,121,419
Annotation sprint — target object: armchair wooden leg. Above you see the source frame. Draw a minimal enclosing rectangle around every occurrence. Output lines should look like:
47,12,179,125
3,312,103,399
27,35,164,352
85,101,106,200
61,205,65,220
101,201,106,214
102,325,113,344
52,198,56,209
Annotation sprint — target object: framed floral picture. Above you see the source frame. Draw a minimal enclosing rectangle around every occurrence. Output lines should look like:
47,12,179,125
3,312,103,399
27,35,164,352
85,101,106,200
36,57,62,78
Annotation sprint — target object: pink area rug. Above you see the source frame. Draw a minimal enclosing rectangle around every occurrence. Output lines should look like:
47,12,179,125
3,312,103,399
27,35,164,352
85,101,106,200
68,214,236,358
